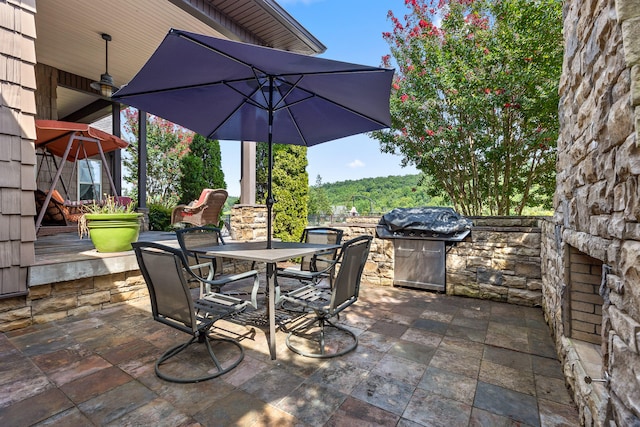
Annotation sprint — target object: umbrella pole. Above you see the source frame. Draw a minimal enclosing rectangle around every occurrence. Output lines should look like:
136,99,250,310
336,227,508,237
266,76,274,249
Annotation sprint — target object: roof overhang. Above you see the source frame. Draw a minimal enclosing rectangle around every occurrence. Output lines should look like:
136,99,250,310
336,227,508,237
35,0,325,122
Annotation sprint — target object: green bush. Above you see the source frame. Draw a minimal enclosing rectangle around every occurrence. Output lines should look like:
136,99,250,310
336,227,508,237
148,203,172,231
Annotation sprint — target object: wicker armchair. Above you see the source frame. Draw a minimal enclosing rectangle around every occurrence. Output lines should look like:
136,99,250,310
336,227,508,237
171,189,228,227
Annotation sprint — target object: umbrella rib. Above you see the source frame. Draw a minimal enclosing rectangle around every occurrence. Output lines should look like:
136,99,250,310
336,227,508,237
113,79,244,99
174,29,272,79
173,28,392,81
272,73,390,128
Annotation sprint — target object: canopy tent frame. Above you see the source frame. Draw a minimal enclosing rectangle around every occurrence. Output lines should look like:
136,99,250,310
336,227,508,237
34,120,127,233
36,138,110,204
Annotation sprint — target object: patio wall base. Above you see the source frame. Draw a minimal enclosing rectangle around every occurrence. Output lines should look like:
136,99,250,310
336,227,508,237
0,270,147,333
1,215,548,332
335,215,544,307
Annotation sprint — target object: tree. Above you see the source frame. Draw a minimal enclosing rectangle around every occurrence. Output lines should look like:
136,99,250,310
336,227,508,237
256,143,308,242
308,175,332,216
178,134,226,204
122,108,192,207
372,0,562,215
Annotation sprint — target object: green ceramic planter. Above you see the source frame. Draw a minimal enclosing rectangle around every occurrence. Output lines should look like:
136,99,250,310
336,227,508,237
85,213,143,252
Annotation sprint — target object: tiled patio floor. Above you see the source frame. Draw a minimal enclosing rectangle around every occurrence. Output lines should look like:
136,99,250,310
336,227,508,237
0,283,579,426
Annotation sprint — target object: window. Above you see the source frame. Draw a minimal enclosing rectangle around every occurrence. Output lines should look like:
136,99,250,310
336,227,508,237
78,159,102,200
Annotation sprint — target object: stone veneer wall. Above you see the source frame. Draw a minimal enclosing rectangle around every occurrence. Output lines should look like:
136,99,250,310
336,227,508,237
230,204,269,241
0,270,147,331
540,0,640,425
334,216,543,306
447,217,543,307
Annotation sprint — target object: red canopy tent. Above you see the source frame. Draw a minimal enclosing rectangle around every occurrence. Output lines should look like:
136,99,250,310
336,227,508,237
34,120,129,232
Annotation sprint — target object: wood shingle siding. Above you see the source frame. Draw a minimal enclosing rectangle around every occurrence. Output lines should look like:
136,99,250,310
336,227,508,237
0,1,37,298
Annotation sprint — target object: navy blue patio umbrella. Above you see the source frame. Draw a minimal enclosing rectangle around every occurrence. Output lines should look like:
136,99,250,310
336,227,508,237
112,29,393,248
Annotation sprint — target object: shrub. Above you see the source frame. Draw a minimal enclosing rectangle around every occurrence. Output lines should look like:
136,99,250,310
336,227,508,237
148,203,172,231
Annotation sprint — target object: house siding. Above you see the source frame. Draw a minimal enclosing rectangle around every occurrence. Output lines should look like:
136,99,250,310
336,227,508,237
0,0,37,297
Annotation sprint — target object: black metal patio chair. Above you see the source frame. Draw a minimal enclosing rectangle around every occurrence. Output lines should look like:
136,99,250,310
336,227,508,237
276,227,344,289
132,241,260,383
278,235,372,358
176,226,262,304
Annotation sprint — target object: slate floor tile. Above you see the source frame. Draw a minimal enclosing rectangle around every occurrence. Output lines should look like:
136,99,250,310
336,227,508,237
193,389,272,426
400,327,443,348
351,373,414,416
535,375,574,406
474,381,540,427
31,407,95,427
532,354,564,379
403,387,472,426
430,347,482,378
446,324,487,343
277,382,347,426
439,335,485,359
417,366,477,405
0,388,73,426
326,396,400,427
368,319,409,337
240,365,305,404
306,360,369,394
157,376,235,415
77,380,157,425
412,317,449,335
469,407,534,427
356,330,399,352
59,366,132,404
388,339,437,364
372,353,426,386
104,397,191,427
483,345,533,371
538,398,581,427
479,359,536,396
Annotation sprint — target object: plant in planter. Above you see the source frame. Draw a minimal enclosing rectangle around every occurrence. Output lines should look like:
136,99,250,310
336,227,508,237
79,195,143,252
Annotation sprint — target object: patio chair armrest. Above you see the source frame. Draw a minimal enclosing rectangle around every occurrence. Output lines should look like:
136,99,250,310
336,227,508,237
277,267,318,281
184,262,215,296
205,270,261,309
310,255,336,270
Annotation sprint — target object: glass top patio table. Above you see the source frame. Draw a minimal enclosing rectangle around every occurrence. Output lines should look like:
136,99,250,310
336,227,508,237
194,241,341,360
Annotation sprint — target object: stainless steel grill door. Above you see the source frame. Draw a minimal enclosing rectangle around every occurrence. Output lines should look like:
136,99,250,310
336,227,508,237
393,239,446,291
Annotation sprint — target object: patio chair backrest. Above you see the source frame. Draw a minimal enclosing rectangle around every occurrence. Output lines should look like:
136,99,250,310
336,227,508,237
330,235,372,314
133,242,197,335
176,226,224,263
200,188,227,225
300,227,344,272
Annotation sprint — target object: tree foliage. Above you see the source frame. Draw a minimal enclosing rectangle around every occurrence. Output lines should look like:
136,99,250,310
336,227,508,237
122,109,192,207
372,0,562,215
178,134,226,204
256,143,308,242
308,175,332,216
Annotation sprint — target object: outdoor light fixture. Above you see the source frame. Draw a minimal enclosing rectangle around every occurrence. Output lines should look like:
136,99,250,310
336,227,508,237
90,33,119,98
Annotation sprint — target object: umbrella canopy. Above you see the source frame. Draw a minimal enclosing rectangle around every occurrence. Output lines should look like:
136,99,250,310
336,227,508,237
35,120,128,161
113,28,394,246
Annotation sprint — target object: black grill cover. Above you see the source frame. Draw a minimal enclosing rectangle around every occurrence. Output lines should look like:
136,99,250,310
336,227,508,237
376,207,473,239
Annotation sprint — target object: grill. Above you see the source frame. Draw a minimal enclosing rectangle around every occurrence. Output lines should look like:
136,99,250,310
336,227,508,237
376,207,472,292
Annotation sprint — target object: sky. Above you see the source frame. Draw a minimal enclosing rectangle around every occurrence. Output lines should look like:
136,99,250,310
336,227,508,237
219,0,418,196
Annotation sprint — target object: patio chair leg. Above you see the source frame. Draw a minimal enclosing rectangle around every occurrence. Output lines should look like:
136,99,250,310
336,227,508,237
285,317,358,359
155,335,244,383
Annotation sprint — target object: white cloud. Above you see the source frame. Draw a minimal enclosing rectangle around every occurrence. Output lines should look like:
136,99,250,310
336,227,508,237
348,159,365,168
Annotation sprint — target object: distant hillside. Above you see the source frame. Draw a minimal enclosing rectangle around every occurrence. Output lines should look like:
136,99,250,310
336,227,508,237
320,174,448,214
224,174,449,215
